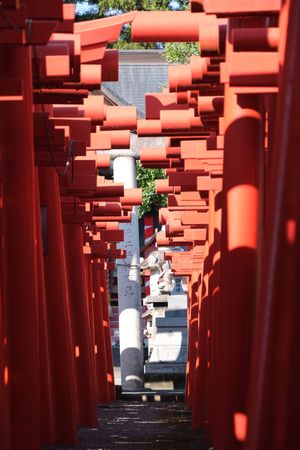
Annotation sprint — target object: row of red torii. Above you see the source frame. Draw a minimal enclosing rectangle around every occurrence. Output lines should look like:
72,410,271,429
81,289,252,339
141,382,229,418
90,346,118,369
0,1,299,450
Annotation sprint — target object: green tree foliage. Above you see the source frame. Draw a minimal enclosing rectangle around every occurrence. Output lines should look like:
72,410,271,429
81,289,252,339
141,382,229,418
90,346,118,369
136,162,167,218
64,0,189,15
162,41,200,64
69,0,189,17
99,0,174,16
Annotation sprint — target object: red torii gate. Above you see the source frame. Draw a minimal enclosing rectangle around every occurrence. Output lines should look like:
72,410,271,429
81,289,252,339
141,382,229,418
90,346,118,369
0,3,141,449
132,2,300,450
1,1,300,450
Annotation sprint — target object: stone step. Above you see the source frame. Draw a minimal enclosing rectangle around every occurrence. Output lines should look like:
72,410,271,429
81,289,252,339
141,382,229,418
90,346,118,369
149,345,188,363
165,308,187,317
148,309,187,319
155,316,187,327
144,380,174,390
143,294,169,305
144,362,186,374
118,389,185,402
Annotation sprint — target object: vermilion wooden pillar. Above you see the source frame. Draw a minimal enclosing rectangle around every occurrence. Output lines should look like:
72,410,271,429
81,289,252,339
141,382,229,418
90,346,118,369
34,169,55,446
203,190,216,443
208,190,222,447
185,271,200,409
0,140,10,450
192,243,210,431
100,269,116,401
92,268,110,405
63,223,98,427
0,45,40,450
214,20,264,450
0,260,10,450
246,2,300,449
84,253,98,401
39,167,78,445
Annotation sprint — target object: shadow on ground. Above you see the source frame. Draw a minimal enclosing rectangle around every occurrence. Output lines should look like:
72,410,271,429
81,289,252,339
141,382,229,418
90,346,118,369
44,401,208,450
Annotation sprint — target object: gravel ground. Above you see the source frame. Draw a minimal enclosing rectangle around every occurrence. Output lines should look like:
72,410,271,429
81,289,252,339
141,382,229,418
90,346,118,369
44,400,207,450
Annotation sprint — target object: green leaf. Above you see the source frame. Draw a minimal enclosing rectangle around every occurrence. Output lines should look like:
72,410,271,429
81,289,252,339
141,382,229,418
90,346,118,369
136,162,167,218
162,42,200,65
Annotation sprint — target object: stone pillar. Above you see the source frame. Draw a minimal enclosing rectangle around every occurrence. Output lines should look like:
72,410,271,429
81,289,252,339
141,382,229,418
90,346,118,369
113,154,144,390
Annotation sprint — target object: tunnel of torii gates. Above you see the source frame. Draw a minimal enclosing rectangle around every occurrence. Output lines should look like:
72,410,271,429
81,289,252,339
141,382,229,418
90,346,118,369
0,0,299,450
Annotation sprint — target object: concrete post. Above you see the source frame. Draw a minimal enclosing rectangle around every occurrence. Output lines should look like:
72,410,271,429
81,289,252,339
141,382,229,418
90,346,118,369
113,154,144,390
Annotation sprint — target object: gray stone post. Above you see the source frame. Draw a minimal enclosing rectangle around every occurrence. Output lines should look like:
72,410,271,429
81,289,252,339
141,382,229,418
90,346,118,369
113,154,144,390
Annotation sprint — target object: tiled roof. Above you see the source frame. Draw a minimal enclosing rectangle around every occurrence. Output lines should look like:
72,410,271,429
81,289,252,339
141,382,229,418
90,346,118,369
101,50,169,118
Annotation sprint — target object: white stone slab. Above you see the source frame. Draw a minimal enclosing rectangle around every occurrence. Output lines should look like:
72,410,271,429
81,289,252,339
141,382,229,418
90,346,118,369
149,345,188,363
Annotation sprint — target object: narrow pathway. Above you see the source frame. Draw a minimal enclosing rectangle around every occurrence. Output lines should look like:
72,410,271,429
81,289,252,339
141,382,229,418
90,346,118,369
44,401,207,450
